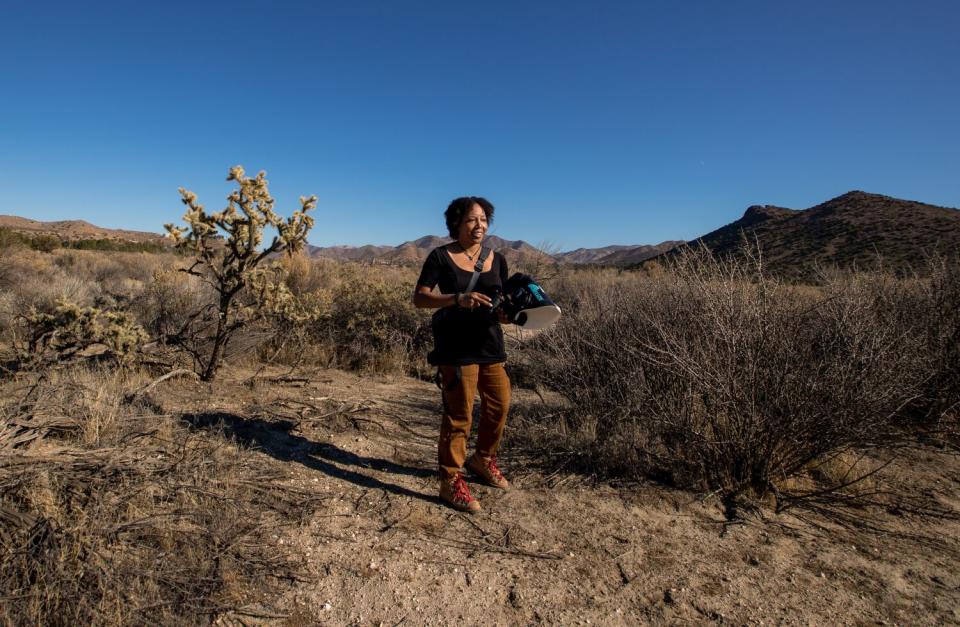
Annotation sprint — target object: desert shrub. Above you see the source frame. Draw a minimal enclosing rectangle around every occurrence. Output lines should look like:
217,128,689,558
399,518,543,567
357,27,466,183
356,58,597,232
913,256,960,427
24,233,61,252
249,261,333,366
0,366,321,624
0,250,96,312
249,259,431,375
63,237,167,253
281,249,337,295
327,271,429,373
53,249,162,285
50,249,167,312
0,250,103,349
522,247,939,504
133,267,215,339
0,227,28,252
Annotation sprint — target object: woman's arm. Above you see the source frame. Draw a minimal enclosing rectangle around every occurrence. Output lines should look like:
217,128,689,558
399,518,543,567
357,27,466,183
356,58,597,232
412,285,492,310
413,285,458,309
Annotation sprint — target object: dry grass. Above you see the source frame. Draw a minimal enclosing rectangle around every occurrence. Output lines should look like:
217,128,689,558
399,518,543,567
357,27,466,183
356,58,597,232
0,366,325,624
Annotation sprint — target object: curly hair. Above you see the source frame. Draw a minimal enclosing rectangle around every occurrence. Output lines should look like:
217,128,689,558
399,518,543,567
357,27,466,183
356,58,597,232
444,197,495,239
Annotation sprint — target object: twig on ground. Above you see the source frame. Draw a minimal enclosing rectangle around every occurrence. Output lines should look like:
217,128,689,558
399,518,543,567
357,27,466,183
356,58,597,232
124,368,198,402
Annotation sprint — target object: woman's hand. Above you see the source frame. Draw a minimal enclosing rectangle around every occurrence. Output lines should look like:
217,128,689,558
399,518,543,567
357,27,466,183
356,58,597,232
459,292,492,309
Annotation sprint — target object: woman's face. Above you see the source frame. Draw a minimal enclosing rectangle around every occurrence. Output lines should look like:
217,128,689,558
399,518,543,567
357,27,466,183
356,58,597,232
458,204,488,246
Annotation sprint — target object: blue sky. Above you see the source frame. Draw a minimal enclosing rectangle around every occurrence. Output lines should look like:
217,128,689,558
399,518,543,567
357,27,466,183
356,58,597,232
1,1,958,249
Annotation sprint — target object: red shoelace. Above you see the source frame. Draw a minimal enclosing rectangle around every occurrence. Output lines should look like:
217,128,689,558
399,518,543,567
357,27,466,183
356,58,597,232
486,457,505,482
451,474,475,504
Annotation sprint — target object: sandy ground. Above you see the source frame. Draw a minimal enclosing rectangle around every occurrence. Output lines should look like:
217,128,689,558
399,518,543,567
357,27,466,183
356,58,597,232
157,367,960,626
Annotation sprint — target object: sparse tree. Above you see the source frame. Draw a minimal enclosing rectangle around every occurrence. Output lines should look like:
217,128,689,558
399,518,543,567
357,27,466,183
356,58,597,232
164,166,316,380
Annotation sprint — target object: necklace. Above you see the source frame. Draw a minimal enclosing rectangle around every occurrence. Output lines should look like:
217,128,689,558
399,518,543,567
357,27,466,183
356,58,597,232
463,245,481,261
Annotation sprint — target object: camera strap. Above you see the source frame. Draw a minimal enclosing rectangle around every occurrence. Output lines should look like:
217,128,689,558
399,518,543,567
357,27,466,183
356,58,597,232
464,247,490,294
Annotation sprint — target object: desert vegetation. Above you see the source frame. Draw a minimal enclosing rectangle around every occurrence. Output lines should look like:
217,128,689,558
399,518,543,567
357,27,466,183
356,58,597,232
0,226,168,254
0,178,957,621
0,366,324,623
517,248,959,512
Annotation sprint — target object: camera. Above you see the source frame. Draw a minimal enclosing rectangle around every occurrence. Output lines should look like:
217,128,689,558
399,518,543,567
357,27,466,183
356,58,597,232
489,273,562,330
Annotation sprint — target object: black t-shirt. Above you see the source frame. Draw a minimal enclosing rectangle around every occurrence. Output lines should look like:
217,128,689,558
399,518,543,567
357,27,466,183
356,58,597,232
416,245,509,365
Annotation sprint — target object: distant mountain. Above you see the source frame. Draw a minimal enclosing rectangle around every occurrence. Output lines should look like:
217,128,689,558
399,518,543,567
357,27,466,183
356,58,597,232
654,191,960,275
594,241,686,266
307,244,394,263
0,215,166,243
309,235,683,267
11,190,955,276
554,245,635,264
308,234,555,268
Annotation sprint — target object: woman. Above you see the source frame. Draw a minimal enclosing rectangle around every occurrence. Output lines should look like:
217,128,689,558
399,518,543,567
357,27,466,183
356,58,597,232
413,196,512,514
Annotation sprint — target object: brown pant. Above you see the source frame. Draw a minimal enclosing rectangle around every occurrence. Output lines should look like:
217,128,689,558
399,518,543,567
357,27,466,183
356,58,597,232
438,362,511,482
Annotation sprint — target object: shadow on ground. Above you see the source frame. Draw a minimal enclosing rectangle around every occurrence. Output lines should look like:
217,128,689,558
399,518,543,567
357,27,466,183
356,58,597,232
182,411,438,505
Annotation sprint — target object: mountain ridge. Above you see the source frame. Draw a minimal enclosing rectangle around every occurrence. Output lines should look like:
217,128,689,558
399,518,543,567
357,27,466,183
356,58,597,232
651,191,960,275
0,215,167,243
6,190,957,272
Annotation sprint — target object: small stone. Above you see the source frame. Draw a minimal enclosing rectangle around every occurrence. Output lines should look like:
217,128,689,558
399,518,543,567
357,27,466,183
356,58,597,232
322,602,332,611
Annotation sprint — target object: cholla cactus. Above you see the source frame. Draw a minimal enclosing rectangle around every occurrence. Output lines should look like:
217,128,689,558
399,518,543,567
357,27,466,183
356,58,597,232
22,300,147,368
164,166,317,380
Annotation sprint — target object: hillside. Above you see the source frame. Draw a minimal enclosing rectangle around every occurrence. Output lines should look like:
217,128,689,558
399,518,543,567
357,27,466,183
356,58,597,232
554,245,635,264
0,215,167,244
656,191,960,275
593,240,685,265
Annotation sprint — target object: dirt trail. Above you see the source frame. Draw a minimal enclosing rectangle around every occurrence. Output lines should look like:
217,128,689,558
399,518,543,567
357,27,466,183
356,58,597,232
162,367,960,626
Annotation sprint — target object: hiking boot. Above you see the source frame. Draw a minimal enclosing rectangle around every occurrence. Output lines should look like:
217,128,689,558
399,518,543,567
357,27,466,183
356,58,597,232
440,473,481,513
467,454,510,490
